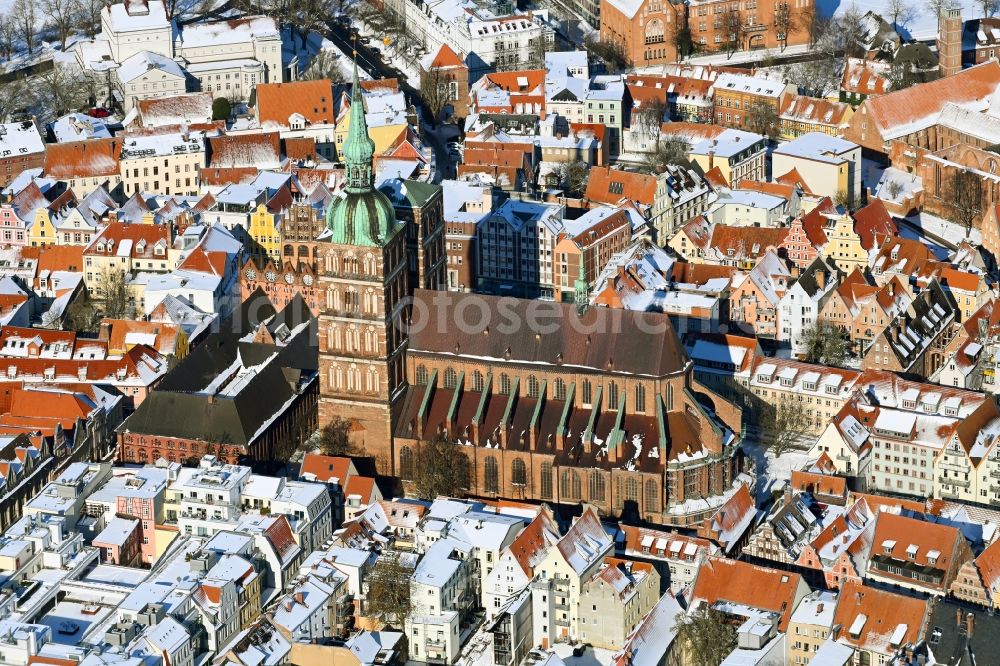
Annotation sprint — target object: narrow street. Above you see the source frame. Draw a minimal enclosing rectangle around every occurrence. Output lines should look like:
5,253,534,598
324,19,418,98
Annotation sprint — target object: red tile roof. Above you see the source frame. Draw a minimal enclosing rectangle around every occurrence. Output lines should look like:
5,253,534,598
425,43,465,70
789,470,847,500
84,223,170,259
207,132,282,168
300,453,352,484
585,167,657,206
44,139,122,180
256,80,335,128
690,556,804,630
509,508,559,576
832,579,928,653
852,199,897,250
859,60,1000,139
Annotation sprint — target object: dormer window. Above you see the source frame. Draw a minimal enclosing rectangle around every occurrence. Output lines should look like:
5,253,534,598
902,400,916,409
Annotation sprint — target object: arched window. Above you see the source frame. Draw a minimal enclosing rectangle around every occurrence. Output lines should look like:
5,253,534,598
444,368,458,389
554,378,566,401
528,375,539,398
473,370,485,392
635,384,646,412
500,373,511,395
589,472,605,503
366,367,380,394
540,463,553,499
570,470,581,500
608,382,620,410
416,365,428,385
645,480,659,513
626,476,639,502
560,469,570,498
644,18,665,45
511,459,526,487
399,446,414,481
582,379,592,404
484,455,499,494
283,244,293,256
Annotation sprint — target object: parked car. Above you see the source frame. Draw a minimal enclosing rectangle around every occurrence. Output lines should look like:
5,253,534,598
87,107,111,118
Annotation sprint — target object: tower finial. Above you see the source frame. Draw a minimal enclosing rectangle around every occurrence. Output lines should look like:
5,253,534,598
342,55,375,193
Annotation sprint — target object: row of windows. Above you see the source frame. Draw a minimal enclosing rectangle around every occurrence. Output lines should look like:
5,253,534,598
416,366,648,410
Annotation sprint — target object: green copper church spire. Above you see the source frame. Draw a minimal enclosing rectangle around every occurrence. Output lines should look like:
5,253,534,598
343,59,376,193
324,58,401,247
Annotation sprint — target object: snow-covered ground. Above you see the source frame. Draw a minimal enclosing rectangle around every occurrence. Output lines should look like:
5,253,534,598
903,210,983,247
742,438,815,504
350,7,421,86
873,166,923,205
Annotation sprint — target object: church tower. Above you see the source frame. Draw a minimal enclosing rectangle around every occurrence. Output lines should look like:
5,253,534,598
316,62,409,471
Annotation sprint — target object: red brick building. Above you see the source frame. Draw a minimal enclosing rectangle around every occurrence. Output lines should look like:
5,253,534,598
391,290,746,526
600,0,813,68
117,291,318,468
0,121,45,188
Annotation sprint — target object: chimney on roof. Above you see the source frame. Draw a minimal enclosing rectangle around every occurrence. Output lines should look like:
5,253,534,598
295,592,305,605
956,608,963,628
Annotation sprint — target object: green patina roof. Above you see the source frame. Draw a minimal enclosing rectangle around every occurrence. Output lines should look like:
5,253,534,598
324,59,402,247
326,189,399,246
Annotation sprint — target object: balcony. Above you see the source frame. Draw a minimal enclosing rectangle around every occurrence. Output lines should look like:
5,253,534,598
554,600,570,611
990,468,1000,479
938,477,970,489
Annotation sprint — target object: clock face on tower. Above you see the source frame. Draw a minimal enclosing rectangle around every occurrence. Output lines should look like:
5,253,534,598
303,274,313,286
284,273,295,284
265,270,277,283
244,268,256,281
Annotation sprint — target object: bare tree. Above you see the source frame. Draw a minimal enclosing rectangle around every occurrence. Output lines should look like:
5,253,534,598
12,0,37,55
745,101,780,140
946,170,983,238
33,64,91,125
722,5,743,57
555,160,589,197
836,8,868,59
420,66,452,127
74,0,103,35
310,416,357,456
301,50,345,85
675,606,738,666
636,96,668,144
926,0,948,27
774,1,793,51
886,0,916,29
801,321,850,366
886,180,904,200
43,0,78,50
760,394,811,456
366,550,413,630
640,136,690,175
0,79,27,123
0,16,16,61
584,35,631,71
65,297,97,333
673,25,694,59
412,437,470,500
96,269,136,320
